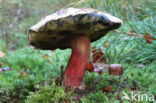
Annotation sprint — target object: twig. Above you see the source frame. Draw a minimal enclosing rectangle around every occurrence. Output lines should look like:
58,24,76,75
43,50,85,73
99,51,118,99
114,30,156,40
113,30,144,37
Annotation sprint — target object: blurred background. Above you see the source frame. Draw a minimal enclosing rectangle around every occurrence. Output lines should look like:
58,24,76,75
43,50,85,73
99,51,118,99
0,0,78,51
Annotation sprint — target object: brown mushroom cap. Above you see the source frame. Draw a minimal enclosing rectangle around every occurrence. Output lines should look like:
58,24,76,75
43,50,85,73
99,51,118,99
28,8,122,50
109,64,123,76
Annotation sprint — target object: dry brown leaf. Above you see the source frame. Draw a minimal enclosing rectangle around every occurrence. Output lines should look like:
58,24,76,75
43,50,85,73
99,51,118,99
103,85,112,92
144,33,154,44
43,54,50,59
92,48,106,63
65,99,71,103
19,72,28,79
86,62,94,72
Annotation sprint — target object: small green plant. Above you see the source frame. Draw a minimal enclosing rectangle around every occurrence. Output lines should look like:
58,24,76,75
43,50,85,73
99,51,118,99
81,92,118,103
0,88,10,103
26,81,71,103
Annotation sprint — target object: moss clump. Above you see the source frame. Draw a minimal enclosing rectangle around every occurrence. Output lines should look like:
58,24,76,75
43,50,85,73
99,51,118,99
0,88,10,103
26,81,71,103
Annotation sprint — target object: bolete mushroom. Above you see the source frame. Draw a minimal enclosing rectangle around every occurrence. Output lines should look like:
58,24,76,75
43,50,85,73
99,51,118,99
27,8,122,90
109,64,123,76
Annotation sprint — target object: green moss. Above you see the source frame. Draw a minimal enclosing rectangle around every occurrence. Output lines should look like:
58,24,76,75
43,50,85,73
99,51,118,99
26,81,71,103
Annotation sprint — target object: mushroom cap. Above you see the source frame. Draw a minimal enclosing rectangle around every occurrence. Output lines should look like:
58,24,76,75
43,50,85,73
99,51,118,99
109,64,123,76
28,8,122,50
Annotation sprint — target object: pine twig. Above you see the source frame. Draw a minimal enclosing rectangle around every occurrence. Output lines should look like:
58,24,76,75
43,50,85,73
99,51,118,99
113,30,144,37
113,30,156,40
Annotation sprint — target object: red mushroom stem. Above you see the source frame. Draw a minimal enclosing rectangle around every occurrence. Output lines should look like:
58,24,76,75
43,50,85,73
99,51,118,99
63,35,90,90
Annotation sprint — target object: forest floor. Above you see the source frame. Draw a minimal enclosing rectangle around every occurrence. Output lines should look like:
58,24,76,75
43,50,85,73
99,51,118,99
0,0,155,102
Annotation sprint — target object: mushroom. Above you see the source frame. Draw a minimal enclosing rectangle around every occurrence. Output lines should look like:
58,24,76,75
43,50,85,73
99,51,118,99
27,8,122,90
109,64,123,76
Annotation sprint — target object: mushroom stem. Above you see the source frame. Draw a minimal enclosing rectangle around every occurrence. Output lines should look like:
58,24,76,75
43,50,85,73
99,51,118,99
63,35,90,90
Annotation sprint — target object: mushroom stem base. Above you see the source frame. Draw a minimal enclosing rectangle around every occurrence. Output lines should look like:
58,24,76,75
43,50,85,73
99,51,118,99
63,36,90,90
